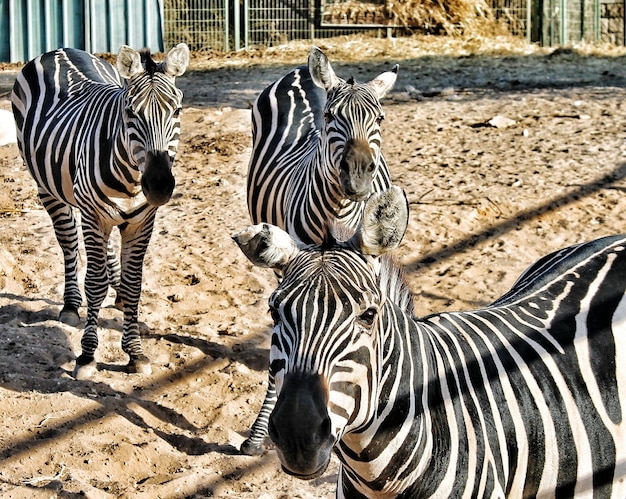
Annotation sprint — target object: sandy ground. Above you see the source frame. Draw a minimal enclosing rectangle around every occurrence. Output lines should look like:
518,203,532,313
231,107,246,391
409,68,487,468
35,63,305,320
1,35,626,498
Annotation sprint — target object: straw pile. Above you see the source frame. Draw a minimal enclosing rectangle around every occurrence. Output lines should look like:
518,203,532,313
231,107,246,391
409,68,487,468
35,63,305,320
322,0,499,35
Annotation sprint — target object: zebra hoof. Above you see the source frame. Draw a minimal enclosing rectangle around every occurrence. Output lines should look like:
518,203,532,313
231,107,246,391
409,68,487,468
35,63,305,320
73,359,97,380
59,306,80,326
240,438,266,456
127,355,152,375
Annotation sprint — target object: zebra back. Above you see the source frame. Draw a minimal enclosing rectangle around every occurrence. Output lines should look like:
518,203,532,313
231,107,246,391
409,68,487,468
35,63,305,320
403,235,626,497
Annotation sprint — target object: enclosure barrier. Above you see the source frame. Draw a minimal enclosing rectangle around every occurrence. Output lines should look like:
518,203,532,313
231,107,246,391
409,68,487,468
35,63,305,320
162,0,621,52
1,0,624,62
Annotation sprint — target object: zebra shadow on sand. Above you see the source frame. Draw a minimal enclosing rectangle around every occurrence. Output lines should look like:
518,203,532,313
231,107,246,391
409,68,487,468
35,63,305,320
0,300,243,448
0,295,291,496
405,161,626,295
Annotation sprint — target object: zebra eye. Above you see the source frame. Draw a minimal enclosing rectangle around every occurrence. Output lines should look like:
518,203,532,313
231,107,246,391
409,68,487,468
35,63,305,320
324,111,333,123
376,114,385,124
173,108,181,119
358,307,377,327
269,306,281,324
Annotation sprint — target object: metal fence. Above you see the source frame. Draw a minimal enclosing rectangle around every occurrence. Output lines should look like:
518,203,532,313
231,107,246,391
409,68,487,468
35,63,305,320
163,0,623,51
489,0,609,45
163,0,230,51
600,0,624,44
2,0,624,63
163,0,376,52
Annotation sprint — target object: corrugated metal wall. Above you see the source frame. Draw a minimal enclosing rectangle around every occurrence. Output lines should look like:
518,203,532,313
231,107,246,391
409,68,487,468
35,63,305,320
0,0,164,63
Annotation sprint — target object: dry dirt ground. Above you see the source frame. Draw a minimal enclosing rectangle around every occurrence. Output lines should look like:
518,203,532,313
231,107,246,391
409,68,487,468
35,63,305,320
0,35,626,498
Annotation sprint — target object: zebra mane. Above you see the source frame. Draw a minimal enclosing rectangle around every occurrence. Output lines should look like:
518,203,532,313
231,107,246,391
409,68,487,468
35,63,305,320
320,220,414,316
140,49,158,76
379,254,415,316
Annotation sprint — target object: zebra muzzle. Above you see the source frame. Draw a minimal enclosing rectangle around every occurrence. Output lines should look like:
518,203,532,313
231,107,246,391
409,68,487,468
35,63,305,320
141,151,176,206
268,373,335,480
339,139,376,201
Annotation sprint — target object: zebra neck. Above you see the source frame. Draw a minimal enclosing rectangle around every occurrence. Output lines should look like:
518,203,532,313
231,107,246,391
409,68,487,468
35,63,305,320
318,146,364,225
334,307,436,496
284,150,358,242
345,312,464,496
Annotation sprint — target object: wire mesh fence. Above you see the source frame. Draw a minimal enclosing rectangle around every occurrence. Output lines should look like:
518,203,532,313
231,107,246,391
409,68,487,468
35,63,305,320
490,0,531,39
164,0,230,51
246,0,312,46
600,0,625,44
164,0,366,51
162,0,623,51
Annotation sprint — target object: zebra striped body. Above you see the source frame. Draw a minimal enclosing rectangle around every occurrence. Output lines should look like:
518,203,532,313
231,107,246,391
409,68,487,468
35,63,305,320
247,46,398,244
241,46,398,455
11,44,189,378
234,188,626,498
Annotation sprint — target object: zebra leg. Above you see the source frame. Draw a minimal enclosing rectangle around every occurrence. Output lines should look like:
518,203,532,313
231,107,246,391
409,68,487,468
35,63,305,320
240,374,277,456
39,192,82,326
106,237,123,310
73,220,111,379
117,218,155,375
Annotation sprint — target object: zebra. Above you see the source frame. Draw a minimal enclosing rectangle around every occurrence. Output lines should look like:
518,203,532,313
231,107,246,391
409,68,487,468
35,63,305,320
241,46,398,456
11,43,190,379
234,186,626,498
247,46,398,244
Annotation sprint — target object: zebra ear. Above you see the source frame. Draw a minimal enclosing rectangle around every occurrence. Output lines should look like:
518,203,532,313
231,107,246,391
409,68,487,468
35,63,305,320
233,223,301,270
367,64,398,99
163,43,190,78
349,186,409,257
117,45,143,79
309,46,340,91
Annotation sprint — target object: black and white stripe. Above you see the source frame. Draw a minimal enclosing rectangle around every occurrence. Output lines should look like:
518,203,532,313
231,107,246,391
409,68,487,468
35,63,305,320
247,46,398,244
241,46,398,455
11,44,189,378
234,187,626,498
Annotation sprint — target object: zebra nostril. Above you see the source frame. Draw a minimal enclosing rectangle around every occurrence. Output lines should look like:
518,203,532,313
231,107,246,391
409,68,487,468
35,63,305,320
316,417,332,443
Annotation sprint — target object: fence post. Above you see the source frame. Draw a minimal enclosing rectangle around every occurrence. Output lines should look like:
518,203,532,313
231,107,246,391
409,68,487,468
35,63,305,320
224,0,229,51
244,0,249,49
234,0,240,50
526,0,531,42
560,0,567,43
309,0,315,40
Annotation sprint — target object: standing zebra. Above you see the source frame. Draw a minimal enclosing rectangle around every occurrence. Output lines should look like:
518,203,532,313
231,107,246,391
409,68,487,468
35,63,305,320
11,44,189,379
234,187,626,498
241,46,398,456
247,46,398,244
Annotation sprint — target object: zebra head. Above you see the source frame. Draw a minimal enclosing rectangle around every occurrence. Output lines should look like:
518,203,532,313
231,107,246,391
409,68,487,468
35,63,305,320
116,43,189,206
233,186,409,480
309,47,398,201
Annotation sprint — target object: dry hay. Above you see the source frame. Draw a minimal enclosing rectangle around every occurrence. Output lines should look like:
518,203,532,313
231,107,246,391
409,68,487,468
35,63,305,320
321,0,500,35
